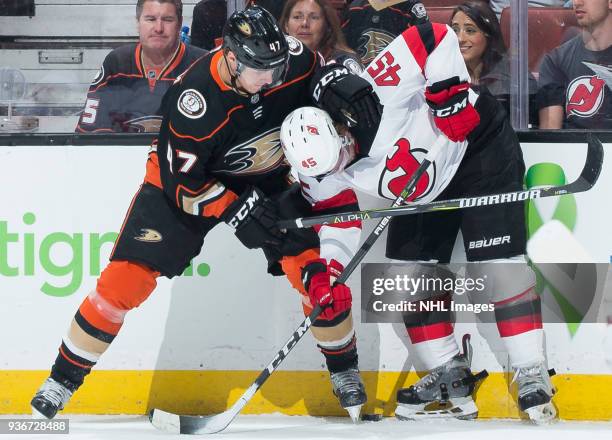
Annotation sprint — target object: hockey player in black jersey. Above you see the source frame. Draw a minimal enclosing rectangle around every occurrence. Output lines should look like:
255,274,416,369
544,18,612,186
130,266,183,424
31,6,381,423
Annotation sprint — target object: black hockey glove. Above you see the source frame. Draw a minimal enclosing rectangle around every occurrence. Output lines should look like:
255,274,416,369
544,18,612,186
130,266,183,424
221,186,284,249
312,64,382,129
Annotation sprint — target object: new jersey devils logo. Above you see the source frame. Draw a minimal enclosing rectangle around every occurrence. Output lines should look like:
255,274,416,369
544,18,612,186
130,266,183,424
378,138,434,201
566,75,606,118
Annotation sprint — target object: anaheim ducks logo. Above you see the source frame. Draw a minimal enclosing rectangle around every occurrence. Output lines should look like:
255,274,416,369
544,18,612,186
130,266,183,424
222,128,284,175
358,30,396,66
378,138,435,201
237,20,252,36
125,116,162,133
134,228,163,242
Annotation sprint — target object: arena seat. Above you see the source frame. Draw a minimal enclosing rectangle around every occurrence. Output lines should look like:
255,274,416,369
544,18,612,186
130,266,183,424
422,0,464,7
427,7,454,25
500,7,579,73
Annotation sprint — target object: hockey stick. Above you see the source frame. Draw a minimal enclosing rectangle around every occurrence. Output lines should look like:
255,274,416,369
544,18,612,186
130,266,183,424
149,138,445,435
278,135,604,230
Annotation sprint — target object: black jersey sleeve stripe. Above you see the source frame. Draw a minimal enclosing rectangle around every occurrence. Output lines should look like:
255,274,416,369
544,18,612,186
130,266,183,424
416,22,436,56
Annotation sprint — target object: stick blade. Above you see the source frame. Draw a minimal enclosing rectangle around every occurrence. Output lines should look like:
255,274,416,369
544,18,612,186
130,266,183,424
578,135,604,190
149,408,233,435
149,408,180,434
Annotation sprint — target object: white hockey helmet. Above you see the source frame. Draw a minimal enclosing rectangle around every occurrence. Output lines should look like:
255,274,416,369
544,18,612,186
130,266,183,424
280,106,350,177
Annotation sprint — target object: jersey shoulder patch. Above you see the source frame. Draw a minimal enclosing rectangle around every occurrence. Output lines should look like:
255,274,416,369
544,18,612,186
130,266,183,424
166,58,232,139
177,89,207,119
286,35,304,56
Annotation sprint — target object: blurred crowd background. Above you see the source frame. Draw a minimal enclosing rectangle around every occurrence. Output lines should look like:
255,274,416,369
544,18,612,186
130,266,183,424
0,0,609,133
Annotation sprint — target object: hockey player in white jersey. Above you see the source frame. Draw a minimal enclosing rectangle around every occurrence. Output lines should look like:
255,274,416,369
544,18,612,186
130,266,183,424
280,20,556,424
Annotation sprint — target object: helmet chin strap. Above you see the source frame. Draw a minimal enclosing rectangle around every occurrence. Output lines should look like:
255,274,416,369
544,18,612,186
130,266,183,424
222,50,251,96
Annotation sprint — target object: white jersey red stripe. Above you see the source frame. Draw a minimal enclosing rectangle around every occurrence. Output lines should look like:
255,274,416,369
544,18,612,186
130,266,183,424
402,22,448,73
297,23,479,266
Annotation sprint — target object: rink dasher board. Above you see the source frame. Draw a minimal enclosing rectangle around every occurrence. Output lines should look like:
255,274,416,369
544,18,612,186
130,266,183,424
0,141,610,420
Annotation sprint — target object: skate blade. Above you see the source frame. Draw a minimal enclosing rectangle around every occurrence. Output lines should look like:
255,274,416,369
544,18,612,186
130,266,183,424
345,405,363,423
31,406,50,420
395,397,478,421
525,402,557,425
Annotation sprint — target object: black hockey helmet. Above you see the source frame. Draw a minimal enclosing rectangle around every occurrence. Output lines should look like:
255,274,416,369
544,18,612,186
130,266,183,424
222,6,289,85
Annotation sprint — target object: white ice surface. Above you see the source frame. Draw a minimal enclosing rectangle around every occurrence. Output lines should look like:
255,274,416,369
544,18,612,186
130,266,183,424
1,415,611,440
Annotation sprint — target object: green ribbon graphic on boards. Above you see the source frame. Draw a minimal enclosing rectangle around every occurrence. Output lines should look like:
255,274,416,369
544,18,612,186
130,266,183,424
525,162,583,336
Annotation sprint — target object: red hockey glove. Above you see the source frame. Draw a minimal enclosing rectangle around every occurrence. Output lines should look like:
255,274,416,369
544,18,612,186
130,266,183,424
302,259,352,320
425,76,480,142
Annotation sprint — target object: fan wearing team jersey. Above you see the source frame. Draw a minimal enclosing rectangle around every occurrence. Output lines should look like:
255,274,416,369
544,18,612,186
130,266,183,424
31,6,382,423
76,0,206,133
280,19,556,424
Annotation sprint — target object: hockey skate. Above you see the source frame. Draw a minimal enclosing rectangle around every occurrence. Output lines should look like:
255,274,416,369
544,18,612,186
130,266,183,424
31,377,73,419
330,367,367,423
395,336,488,421
512,362,557,424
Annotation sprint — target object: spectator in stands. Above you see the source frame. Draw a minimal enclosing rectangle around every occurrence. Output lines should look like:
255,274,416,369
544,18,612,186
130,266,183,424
280,0,363,71
190,0,226,50
252,0,287,19
451,1,538,122
329,0,349,23
191,1,286,51
76,0,205,133
489,1,570,19
342,0,428,66
537,0,611,129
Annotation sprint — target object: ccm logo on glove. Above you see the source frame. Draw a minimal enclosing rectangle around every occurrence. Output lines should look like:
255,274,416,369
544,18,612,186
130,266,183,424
431,91,469,117
226,191,260,228
303,258,352,320
425,76,480,142
313,66,349,102
221,186,283,249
